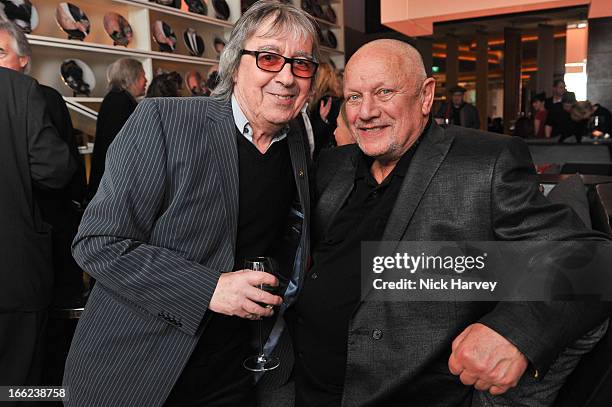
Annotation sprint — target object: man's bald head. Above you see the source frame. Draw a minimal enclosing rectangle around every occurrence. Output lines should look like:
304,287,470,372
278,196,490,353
341,39,436,168
346,39,426,88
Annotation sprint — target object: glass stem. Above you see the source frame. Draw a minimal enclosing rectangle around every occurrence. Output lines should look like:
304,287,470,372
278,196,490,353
258,319,265,359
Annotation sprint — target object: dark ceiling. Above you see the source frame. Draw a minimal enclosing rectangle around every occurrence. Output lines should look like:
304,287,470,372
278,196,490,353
432,5,588,40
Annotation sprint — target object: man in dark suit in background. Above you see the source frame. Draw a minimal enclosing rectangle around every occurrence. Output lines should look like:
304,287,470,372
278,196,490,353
88,57,146,200
544,79,566,110
435,85,481,129
0,66,76,390
64,2,318,406
0,20,87,307
291,39,610,407
545,91,578,142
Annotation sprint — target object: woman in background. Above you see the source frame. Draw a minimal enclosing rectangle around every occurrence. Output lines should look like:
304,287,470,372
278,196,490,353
89,58,146,200
308,62,343,159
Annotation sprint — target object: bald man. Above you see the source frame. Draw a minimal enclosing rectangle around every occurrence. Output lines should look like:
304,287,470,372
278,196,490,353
288,39,610,407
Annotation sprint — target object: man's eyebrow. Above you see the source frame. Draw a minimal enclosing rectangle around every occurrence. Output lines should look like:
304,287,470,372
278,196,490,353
257,45,280,52
294,50,314,59
256,45,313,59
345,82,393,94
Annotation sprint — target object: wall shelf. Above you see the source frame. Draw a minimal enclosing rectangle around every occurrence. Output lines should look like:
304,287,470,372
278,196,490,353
112,0,234,28
28,0,344,137
28,34,219,66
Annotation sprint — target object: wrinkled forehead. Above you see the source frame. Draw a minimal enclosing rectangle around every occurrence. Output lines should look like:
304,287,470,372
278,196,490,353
344,54,411,92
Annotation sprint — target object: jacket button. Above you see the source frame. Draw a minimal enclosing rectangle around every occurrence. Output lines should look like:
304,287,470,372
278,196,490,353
311,272,318,280
372,329,383,340
298,169,304,178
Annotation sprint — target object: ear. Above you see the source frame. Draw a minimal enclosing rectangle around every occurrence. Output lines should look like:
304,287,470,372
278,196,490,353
19,56,29,71
420,77,436,116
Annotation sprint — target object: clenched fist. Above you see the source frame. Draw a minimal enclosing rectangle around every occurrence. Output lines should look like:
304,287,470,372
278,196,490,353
448,323,529,395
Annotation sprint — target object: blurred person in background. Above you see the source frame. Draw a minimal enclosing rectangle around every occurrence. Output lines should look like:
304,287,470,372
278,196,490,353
146,71,182,98
570,100,612,140
0,66,76,390
333,100,354,147
308,62,342,159
0,20,87,308
545,79,566,110
512,112,534,139
203,65,220,96
532,92,548,138
545,91,576,141
435,85,480,129
89,57,146,200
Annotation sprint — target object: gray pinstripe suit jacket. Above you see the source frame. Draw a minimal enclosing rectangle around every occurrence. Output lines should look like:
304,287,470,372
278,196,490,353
63,97,310,406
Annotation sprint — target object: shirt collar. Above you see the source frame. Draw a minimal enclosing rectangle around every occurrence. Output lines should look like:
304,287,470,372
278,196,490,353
231,94,289,145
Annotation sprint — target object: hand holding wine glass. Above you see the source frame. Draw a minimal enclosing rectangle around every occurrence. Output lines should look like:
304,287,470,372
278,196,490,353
208,268,282,319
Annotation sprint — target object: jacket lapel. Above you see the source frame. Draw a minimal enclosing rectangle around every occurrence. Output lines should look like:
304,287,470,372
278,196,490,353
207,100,239,246
286,119,311,289
287,119,310,234
382,123,454,242
314,147,360,241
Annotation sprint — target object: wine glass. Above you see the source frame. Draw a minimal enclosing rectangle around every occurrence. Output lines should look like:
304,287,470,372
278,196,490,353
243,256,281,372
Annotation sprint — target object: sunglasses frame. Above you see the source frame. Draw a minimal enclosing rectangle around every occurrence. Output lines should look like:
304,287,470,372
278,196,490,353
240,49,319,79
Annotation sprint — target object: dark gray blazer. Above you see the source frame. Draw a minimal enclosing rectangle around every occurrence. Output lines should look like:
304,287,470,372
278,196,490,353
314,122,610,407
64,97,310,406
0,67,76,312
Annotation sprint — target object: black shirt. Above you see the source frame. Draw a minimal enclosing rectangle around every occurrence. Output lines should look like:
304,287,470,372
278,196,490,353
545,102,572,139
233,128,296,269
190,128,296,368
292,140,420,407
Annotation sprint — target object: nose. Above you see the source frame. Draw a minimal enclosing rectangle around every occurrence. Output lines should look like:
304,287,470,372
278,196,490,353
358,94,380,122
275,61,296,87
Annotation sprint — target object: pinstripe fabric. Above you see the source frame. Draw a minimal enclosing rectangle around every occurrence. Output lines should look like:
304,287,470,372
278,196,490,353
63,97,310,406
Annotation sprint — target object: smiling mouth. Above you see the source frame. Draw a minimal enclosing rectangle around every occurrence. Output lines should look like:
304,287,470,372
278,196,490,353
358,125,388,132
270,93,296,100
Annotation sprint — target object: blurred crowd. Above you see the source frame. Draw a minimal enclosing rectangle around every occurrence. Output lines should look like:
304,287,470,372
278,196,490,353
514,79,611,142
